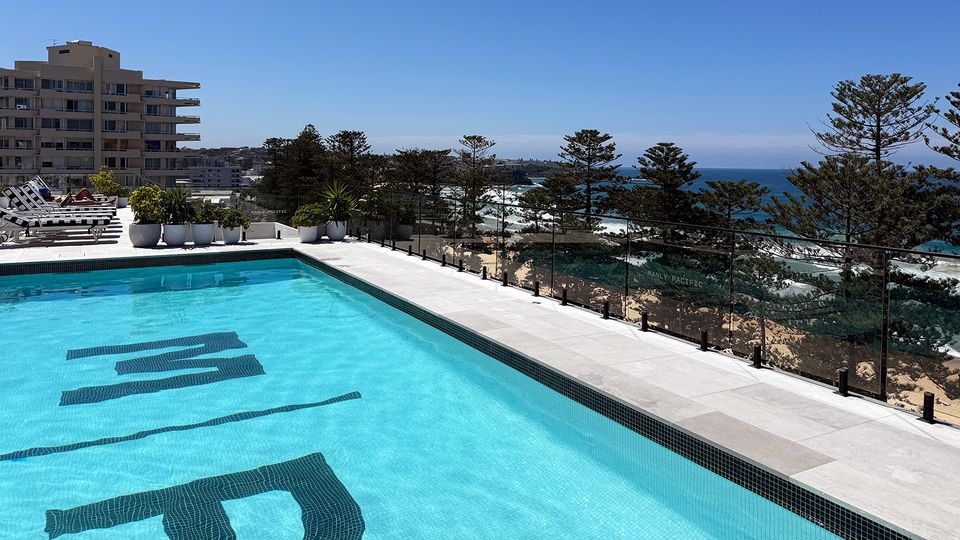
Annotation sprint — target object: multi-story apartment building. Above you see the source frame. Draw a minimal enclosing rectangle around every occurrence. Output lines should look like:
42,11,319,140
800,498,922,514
189,158,244,188
0,40,200,188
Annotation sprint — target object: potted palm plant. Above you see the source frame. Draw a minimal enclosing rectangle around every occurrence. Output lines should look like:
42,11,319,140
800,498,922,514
324,180,356,241
218,208,250,245
128,184,165,248
291,203,326,243
162,187,195,246
191,201,220,246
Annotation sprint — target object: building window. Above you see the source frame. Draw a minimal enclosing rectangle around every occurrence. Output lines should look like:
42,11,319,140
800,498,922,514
65,80,94,94
66,119,92,131
41,79,63,91
14,117,35,129
15,97,31,110
58,49,70,55
14,78,34,90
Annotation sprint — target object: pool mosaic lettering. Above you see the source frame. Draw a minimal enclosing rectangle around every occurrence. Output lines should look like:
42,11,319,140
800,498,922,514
44,452,365,539
60,332,265,405
26,331,366,538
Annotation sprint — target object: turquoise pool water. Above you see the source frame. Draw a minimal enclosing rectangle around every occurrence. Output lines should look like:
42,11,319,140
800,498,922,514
0,259,840,539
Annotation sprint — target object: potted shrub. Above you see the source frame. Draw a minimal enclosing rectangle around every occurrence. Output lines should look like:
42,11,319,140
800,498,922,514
89,166,130,207
104,183,131,208
162,187,195,246
128,185,165,248
218,208,250,245
323,180,356,241
191,201,220,246
291,203,325,243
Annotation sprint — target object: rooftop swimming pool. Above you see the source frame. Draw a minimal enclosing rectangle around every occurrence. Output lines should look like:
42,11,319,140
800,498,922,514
0,258,843,538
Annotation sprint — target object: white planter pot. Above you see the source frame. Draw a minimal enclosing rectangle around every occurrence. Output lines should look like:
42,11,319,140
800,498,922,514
129,223,162,248
298,225,318,243
116,197,129,208
0,196,10,209
326,221,348,241
222,227,242,245
163,224,189,246
191,223,216,245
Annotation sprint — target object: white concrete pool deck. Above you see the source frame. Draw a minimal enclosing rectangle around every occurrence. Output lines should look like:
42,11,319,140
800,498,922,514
2,209,958,539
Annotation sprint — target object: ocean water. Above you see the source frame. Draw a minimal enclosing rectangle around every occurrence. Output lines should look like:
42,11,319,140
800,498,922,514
0,259,840,539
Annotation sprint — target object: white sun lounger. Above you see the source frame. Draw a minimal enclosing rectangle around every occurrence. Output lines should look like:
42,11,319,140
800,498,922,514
3,187,116,217
0,206,113,243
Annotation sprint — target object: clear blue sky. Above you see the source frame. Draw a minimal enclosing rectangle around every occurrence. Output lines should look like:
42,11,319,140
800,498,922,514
5,0,959,167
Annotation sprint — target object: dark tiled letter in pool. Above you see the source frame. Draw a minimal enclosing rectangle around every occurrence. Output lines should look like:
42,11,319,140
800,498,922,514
44,452,365,539
60,332,264,406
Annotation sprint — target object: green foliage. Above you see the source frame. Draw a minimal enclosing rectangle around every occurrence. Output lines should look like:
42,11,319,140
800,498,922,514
927,83,960,162
517,187,554,232
128,184,165,224
218,207,251,230
558,129,620,217
619,142,703,224
454,135,498,236
814,73,935,162
323,180,357,223
768,154,941,248
326,130,373,189
291,203,327,228
88,166,130,197
162,187,195,225
89,166,117,193
698,180,769,229
192,201,221,224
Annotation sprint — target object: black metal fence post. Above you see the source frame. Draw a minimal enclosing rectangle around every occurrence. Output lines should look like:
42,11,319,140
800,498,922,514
602,300,610,319
923,392,935,423
640,311,648,331
502,271,508,287
837,368,849,396
561,288,567,306
458,259,464,272
700,330,709,351
481,267,487,280
533,281,540,297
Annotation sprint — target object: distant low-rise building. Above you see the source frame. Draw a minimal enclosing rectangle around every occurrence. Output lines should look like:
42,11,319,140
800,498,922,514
189,164,243,188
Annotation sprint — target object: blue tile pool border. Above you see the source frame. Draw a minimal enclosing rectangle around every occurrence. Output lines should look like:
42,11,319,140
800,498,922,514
0,248,916,540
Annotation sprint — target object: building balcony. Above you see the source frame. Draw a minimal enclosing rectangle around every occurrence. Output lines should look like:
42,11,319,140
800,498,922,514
40,166,96,175
0,127,38,135
38,108,95,119
142,149,198,158
0,166,39,174
142,96,200,107
144,132,200,141
0,148,38,157
102,149,141,157
105,130,142,139
102,111,142,121
144,113,200,124
0,106,38,117
0,87,38,97
39,147,95,155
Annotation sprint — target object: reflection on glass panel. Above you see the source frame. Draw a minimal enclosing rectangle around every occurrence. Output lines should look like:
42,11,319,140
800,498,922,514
550,214,627,317
626,222,731,347
887,253,960,422
732,237,883,396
